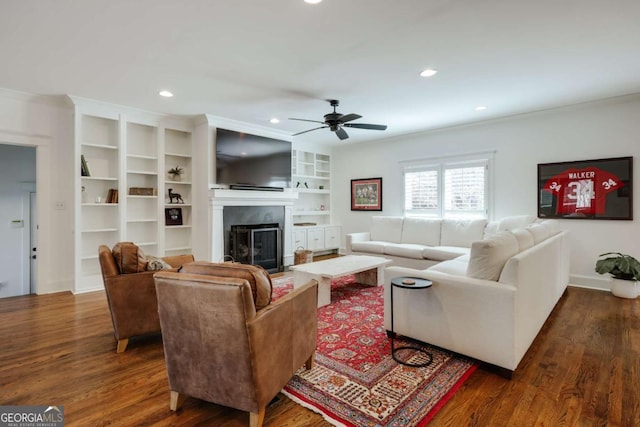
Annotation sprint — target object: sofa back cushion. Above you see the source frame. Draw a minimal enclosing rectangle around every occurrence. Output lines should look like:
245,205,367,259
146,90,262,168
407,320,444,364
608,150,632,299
401,217,441,246
466,231,519,281
370,216,404,243
511,228,535,252
498,215,537,231
441,219,488,248
526,220,559,244
179,262,273,310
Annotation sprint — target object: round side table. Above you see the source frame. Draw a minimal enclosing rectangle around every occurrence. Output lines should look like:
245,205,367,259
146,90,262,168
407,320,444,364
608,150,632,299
390,276,433,367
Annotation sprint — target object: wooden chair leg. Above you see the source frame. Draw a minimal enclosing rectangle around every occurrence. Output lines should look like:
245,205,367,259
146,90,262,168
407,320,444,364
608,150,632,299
116,338,129,353
249,407,266,427
305,352,315,370
169,391,186,411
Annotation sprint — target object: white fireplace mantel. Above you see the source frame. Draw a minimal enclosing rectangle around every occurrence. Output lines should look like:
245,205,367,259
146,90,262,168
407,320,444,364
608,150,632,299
209,189,298,266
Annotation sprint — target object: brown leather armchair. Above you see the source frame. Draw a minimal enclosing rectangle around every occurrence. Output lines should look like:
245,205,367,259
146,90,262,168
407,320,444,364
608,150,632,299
98,244,194,353
154,269,318,427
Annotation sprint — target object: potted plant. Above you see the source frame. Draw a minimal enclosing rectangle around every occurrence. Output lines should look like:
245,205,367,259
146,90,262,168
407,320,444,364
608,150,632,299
168,166,184,181
595,252,640,299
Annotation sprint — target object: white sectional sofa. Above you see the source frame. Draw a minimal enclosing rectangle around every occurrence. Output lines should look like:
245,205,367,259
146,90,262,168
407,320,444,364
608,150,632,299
346,216,491,269
346,215,570,375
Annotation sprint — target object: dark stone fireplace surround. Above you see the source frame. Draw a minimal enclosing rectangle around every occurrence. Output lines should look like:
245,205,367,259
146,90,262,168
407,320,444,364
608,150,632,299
223,205,284,272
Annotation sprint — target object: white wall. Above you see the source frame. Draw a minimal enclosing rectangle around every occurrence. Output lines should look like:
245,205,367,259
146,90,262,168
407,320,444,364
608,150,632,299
0,145,35,297
332,94,640,289
0,90,74,295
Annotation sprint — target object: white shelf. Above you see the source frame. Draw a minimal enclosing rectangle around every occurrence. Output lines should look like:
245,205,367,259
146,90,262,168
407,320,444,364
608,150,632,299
165,225,192,229
127,218,158,223
165,152,191,158
127,170,157,175
165,203,192,207
82,143,117,150
82,228,118,233
127,154,157,160
82,203,118,207
295,189,330,194
166,245,192,252
165,180,192,185
294,210,331,216
81,176,118,181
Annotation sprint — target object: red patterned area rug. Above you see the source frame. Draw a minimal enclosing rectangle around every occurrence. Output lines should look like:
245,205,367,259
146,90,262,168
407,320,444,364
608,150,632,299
272,274,478,427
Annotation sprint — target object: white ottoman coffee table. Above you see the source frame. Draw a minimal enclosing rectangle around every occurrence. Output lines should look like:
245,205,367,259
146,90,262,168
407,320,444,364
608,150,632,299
289,255,392,307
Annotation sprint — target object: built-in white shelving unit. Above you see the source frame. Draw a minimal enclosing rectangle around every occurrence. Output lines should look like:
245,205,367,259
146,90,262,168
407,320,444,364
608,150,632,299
291,149,339,253
72,97,194,292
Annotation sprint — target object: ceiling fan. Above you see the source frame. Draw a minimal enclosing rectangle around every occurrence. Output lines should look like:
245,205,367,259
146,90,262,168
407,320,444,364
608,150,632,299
289,99,387,140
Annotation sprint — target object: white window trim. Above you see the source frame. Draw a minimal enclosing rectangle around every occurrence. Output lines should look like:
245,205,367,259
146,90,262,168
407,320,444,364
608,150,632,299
401,150,495,219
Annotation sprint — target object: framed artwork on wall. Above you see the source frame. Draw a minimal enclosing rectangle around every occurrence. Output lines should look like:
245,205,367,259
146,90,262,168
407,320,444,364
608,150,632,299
537,156,632,220
351,177,382,211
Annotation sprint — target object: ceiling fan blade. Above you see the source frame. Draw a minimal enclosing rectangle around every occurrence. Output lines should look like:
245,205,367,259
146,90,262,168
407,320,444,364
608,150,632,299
289,118,325,124
335,127,349,140
340,113,362,123
292,126,327,136
343,123,388,131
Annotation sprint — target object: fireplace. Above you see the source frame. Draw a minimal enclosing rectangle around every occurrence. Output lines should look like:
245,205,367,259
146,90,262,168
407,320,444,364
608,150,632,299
209,188,297,268
222,204,286,273
230,224,281,273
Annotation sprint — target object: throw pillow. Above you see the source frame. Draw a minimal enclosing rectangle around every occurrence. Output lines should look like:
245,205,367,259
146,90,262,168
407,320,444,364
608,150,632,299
179,262,273,310
146,256,173,271
112,242,148,274
466,231,519,281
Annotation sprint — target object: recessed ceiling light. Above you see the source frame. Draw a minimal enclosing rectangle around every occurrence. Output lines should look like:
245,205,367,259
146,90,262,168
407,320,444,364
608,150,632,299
419,69,438,77
474,105,487,111
304,0,322,4
159,90,174,98
269,118,280,124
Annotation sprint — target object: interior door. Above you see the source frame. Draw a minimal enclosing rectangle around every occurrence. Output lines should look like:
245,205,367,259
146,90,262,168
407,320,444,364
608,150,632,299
30,191,37,294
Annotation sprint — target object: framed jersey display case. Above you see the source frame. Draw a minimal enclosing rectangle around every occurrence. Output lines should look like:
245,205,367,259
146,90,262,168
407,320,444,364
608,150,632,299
538,157,632,220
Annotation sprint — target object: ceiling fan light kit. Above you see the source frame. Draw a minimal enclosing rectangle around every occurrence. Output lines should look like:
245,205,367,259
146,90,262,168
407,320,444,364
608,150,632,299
290,99,387,140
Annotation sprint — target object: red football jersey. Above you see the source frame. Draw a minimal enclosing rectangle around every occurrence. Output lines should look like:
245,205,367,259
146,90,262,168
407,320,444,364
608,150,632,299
543,167,623,215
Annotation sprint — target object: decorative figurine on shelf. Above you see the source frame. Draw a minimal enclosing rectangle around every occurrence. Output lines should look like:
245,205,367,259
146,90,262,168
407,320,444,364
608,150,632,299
168,188,184,204
168,166,184,181
304,182,309,189
296,181,301,188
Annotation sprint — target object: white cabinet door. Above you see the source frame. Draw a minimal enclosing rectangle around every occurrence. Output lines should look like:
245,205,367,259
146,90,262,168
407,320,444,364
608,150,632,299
293,228,307,250
324,226,340,249
307,227,325,251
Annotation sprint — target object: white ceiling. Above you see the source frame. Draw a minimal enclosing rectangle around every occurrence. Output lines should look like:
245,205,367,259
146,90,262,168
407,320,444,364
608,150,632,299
1,0,640,145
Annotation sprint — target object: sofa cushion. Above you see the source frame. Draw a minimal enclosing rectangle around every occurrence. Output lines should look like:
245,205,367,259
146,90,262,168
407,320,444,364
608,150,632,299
179,262,273,310
483,221,500,238
351,241,386,254
511,228,534,252
112,242,148,274
428,256,469,276
441,219,488,248
384,243,426,259
526,222,550,244
422,246,469,261
401,217,441,246
466,231,519,281
498,215,537,231
370,216,404,243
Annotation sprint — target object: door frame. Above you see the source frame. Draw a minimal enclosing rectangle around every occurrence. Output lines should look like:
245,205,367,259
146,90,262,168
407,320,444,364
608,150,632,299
0,131,51,295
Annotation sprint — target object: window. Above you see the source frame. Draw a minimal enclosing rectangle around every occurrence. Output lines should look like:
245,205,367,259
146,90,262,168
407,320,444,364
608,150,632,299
404,155,491,219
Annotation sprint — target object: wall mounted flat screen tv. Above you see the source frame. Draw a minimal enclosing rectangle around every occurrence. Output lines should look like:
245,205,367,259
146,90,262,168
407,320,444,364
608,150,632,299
215,128,292,191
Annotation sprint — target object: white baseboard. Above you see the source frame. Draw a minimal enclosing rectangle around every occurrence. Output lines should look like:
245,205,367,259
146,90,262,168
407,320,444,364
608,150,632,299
569,274,611,292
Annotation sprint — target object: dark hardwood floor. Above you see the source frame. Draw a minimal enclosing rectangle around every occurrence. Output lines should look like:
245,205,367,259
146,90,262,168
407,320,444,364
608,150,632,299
1,283,638,426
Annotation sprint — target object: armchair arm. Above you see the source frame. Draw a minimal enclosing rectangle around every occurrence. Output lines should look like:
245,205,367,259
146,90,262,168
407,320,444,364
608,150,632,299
104,270,165,339
247,280,318,408
162,254,194,268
